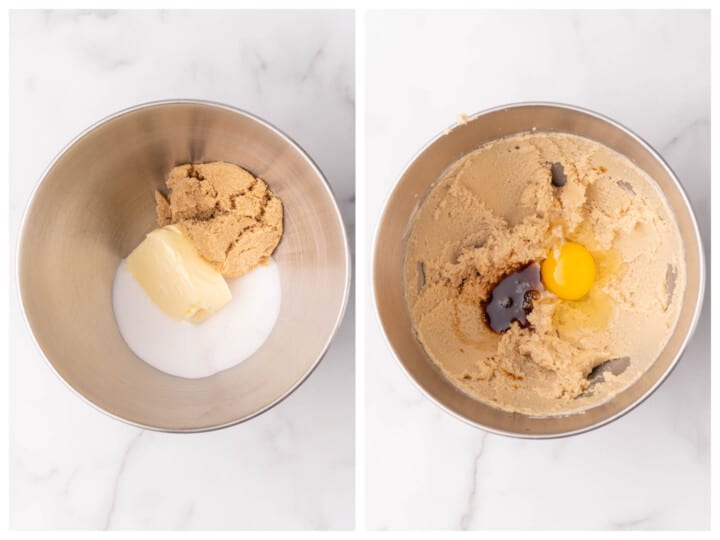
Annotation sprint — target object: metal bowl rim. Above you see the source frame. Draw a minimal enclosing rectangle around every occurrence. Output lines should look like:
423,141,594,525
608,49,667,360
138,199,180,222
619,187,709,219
16,98,352,433
372,100,705,439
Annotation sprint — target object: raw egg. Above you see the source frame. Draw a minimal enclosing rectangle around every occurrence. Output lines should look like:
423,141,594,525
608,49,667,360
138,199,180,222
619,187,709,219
541,242,596,300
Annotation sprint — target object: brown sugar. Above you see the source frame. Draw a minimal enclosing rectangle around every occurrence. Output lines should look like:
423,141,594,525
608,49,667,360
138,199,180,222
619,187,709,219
155,161,283,278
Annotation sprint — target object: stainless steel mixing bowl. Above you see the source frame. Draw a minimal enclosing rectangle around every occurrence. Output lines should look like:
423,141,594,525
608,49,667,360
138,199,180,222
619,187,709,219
373,102,704,438
18,100,350,432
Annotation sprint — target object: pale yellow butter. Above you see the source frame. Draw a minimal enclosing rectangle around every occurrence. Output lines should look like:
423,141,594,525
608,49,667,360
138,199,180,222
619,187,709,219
126,225,231,323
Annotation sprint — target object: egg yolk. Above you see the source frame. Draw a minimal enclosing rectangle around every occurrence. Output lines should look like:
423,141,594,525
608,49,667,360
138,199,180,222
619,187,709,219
541,242,596,300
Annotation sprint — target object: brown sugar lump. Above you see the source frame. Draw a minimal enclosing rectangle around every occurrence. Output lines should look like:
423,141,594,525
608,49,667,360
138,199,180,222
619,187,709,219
155,161,283,278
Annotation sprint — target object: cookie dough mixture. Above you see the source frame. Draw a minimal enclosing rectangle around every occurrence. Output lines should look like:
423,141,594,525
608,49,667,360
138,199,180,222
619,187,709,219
155,161,283,278
404,132,685,416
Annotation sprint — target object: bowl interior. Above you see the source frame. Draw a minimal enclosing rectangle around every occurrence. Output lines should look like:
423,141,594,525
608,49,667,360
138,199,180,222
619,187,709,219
19,101,349,431
374,104,703,437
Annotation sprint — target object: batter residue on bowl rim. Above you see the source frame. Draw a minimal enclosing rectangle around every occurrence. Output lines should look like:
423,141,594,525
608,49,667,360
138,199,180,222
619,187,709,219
403,131,686,416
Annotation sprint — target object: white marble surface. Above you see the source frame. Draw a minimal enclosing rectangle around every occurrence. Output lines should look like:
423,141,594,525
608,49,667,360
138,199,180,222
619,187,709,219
10,10,354,530
365,10,710,530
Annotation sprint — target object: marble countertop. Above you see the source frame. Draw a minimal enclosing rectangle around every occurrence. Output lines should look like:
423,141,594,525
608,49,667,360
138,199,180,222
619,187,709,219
10,10,355,530
365,10,710,530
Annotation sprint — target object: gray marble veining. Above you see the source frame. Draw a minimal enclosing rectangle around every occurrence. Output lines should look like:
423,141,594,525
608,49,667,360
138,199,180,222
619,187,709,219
10,9,355,530
365,9,709,531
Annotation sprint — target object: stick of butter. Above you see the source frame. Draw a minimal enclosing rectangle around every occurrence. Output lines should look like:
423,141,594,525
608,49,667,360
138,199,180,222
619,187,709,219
126,225,231,323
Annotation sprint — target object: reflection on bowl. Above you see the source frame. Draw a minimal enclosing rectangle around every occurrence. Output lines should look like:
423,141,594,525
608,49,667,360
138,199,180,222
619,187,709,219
373,102,704,438
18,100,350,432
